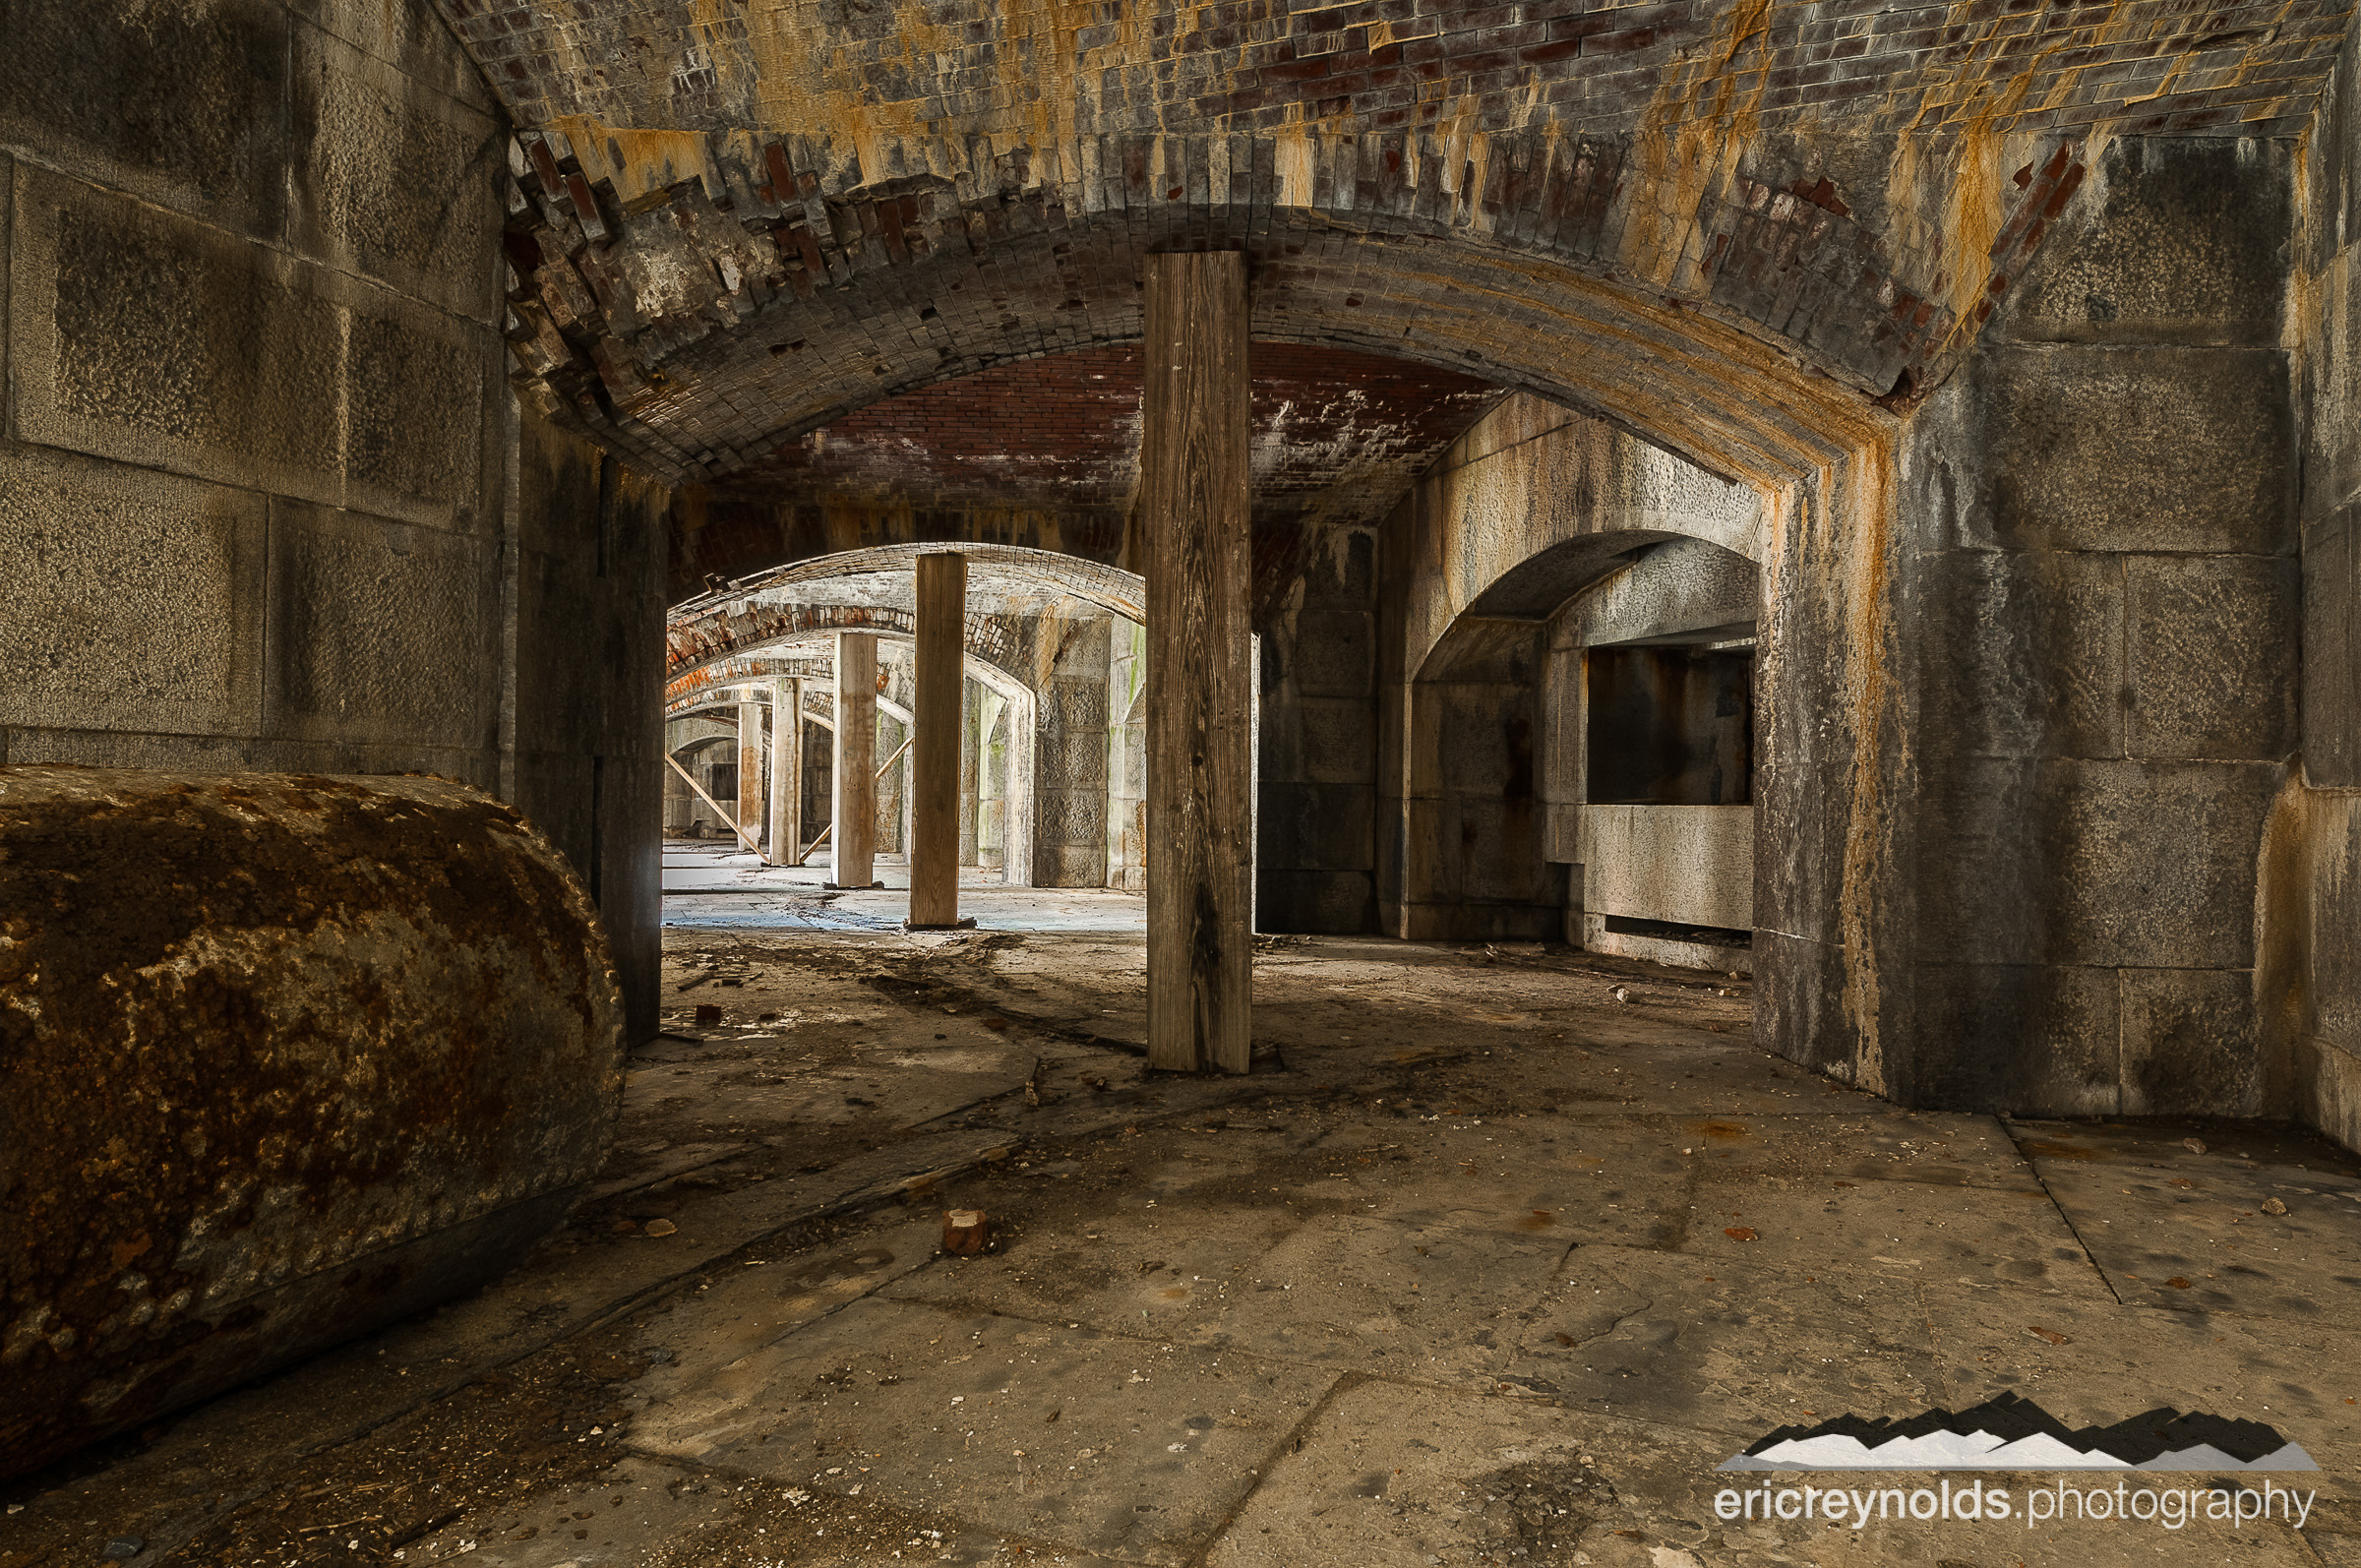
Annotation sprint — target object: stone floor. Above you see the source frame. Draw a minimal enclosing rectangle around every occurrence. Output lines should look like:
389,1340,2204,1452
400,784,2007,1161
5,905,2360,1567
659,845,1148,934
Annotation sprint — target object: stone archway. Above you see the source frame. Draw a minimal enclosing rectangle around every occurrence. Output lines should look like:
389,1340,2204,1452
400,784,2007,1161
669,546,1161,892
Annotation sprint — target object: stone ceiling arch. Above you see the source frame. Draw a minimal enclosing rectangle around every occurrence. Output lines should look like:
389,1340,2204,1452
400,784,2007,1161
665,545,1148,679
665,635,1032,717
510,191,1925,494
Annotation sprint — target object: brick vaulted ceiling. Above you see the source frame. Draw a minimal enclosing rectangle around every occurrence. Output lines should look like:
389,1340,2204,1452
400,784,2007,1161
441,0,2355,493
672,342,1501,601
713,342,1499,515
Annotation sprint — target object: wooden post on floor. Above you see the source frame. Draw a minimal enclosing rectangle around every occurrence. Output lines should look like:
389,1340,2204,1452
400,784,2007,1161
769,676,803,866
959,677,983,870
910,553,967,927
1142,250,1252,1074
832,633,878,887
737,691,769,862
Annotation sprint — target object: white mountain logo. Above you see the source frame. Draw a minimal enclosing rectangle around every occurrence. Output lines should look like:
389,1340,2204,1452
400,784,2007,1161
1719,1393,2316,1473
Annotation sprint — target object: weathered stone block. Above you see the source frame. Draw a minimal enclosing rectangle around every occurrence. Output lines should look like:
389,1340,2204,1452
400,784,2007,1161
511,748,597,893
0,725,496,785
1907,548,2124,761
264,501,500,748
1037,730,1109,786
2126,554,2298,761
1291,527,1376,608
2120,967,2263,1116
1286,608,1375,697
1577,804,1752,932
0,443,264,737
1441,797,1547,905
1046,615,1112,678
2301,235,2361,522
290,22,505,322
1564,536,1758,646
1032,790,1107,850
2304,504,2361,786
518,414,607,572
12,166,488,532
1433,683,1537,797
1920,757,2278,969
1045,677,1109,734
1038,842,1109,889
346,315,491,525
1296,696,1376,785
2001,139,2292,348
1258,782,1375,872
1747,929,1851,1076
0,0,290,241
1257,869,1376,935
289,0,498,113
1749,636,1863,951
1935,345,2294,556
2279,790,2361,1060
2295,1035,2361,1167
1394,899,1559,943
515,549,662,760
0,153,10,398
1902,963,2122,1115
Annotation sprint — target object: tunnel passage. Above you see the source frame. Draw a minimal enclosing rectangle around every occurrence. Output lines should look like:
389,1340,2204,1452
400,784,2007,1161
663,546,1272,908
0,768,624,1479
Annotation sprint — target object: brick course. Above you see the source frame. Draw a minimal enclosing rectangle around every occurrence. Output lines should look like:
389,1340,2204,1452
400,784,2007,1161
445,0,2341,491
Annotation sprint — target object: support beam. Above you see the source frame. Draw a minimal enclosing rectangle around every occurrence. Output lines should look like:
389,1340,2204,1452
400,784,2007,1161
737,693,768,861
769,677,803,867
960,678,983,869
830,633,878,888
1142,251,1252,1074
664,752,762,859
910,553,968,927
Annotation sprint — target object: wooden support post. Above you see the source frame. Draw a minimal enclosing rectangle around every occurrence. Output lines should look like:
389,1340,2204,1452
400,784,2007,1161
960,678,983,868
737,693,768,861
910,553,967,927
664,753,762,859
831,633,878,888
769,677,803,867
1142,251,1252,1074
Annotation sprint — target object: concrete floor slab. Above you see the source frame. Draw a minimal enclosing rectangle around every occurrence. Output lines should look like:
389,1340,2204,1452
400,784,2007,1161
1292,1129,1694,1250
1211,1377,2327,1567
1918,1287,2361,1470
884,1212,1568,1392
1210,1378,1699,1568
11,912,2361,1568
1679,1168,2112,1297
627,1297,1336,1565
2018,1118,2361,1320
1500,1243,1947,1439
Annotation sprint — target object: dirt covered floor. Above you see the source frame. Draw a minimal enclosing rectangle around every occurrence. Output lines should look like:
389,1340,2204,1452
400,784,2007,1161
7,915,2361,1567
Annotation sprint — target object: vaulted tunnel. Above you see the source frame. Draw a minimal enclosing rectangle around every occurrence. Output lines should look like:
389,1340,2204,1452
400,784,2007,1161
10,0,2361,1546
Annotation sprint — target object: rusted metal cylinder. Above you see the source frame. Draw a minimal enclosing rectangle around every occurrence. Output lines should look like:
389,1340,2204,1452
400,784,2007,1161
0,768,624,1478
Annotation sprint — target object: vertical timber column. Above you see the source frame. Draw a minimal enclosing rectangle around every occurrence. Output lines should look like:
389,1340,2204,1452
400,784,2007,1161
959,678,984,869
1142,251,1252,1073
768,677,803,865
737,692,768,861
832,633,878,887
910,553,968,927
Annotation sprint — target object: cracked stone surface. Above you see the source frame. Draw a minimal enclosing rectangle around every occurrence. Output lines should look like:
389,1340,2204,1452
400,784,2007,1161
4,911,2358,1566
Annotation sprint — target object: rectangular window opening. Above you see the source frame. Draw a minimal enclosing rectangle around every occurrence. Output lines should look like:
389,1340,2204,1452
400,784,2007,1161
1584,641,1754,806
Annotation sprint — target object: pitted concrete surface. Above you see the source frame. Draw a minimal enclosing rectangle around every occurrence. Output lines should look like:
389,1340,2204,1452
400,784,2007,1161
3,924,2357,1567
